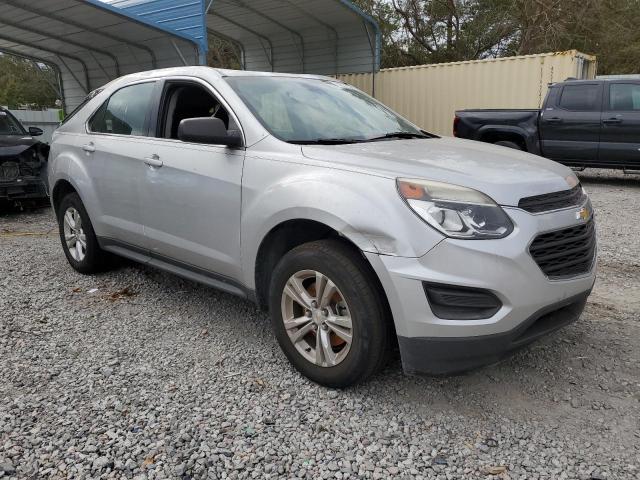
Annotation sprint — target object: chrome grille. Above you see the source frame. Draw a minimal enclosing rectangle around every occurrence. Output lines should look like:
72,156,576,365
0,160,20,182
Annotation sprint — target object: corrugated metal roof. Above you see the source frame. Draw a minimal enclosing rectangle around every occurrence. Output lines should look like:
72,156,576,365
0,0,203,110
205,0,380,75
102,0,208,53
106,0,381,75
0,0,379,110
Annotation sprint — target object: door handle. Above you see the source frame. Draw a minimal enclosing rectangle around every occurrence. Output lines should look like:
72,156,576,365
143,154,163,168
82,143,95,153
603,117,622,125
545,117,563,124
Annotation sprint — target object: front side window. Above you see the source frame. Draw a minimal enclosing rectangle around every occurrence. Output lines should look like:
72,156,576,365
558,84,600,112
157,82,237,140
0,110,26,135
609,83,640,111
225,76,424,143
89,82,155,136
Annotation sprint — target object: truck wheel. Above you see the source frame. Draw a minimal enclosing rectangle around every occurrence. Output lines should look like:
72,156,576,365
494,140,523,150
57,192,109,274
269,240,391,388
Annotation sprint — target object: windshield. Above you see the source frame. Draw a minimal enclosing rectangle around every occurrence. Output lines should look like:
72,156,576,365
0,110,26,135
225,76,425,144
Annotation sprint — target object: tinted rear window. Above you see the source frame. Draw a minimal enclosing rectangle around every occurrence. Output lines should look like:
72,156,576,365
88,82,155,136
559,84,600,111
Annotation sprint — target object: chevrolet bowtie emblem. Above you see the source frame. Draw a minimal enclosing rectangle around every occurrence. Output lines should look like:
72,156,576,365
576,206,591,221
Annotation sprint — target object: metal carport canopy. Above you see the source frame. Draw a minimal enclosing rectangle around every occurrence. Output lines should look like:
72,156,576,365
0,0,202,111
206,0,380,76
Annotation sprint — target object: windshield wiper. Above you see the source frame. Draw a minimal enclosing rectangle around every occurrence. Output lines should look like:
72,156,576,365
289,138,364,145
364,132,432,142
289,131,433,145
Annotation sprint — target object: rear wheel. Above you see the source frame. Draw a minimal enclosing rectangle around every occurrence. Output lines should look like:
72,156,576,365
494,140,523,150
269,240,391,388
57,192,109,274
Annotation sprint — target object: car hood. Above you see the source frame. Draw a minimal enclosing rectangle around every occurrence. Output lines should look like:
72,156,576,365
0,135,40,157
301,137,575,207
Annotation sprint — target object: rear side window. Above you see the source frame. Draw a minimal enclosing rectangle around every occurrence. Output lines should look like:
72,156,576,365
609,83,640,111
61,88,103,126
89,82,155,136
558,84,600,111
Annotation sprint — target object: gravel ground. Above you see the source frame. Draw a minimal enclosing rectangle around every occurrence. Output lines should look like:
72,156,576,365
1,170,639,480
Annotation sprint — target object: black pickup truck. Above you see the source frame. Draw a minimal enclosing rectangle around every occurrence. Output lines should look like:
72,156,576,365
454,78,640,171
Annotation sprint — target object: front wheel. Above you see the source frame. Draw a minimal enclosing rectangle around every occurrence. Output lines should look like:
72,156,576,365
269,240,391,388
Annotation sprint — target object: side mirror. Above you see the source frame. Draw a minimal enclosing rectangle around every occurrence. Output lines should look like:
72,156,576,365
178,117,243,148
28,126,44,136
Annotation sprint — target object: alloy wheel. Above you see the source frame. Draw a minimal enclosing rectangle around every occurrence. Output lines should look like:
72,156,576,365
63,207,87,262
280,270,353,367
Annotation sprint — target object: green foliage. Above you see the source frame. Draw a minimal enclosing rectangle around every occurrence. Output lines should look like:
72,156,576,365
506,0,640,75
0,54,59,108
353,0,640,74
207,34,243,70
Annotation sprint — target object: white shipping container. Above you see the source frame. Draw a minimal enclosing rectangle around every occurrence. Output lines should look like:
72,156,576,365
338,50,597,136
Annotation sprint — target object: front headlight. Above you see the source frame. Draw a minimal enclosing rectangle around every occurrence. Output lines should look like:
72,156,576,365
397,178,514,239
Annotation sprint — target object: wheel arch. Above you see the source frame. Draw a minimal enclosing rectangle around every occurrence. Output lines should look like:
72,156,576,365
51,178,81,216
253,218,375,311
253,217,398,357
478,126,529,151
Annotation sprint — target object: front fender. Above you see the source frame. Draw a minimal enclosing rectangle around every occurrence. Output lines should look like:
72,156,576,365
240,155,443,289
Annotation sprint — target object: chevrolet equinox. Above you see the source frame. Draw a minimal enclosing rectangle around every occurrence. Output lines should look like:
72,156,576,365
48,67,597,387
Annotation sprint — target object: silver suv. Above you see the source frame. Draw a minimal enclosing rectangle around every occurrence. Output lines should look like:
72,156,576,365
48,67,597,387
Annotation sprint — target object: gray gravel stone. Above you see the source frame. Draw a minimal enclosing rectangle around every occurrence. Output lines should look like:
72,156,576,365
0,460,15,475
1,170,639,479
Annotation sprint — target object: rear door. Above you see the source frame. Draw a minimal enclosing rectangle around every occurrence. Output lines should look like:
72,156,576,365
599,82,640,168
81,81,157,249
539,82,603,162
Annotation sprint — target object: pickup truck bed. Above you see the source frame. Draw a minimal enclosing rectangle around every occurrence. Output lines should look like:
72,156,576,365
454,79,640,171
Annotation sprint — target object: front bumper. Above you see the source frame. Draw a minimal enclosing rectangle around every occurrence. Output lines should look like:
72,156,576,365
397,292,588,374
0,177,49,201
366,204,596,375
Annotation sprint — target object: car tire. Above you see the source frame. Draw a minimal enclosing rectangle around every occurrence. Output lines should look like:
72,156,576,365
57,192,109,274
494,140,523,150
269,239,391,388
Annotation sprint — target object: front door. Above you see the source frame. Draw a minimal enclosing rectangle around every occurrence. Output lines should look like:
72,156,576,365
599,82,640,168
140,79,245,281
540,82,603,162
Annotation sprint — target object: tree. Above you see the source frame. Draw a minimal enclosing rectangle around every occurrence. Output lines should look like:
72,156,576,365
207,34,243,70
357,0,518,65
355,0,640,74
507,0,640,74
0,54,59,108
